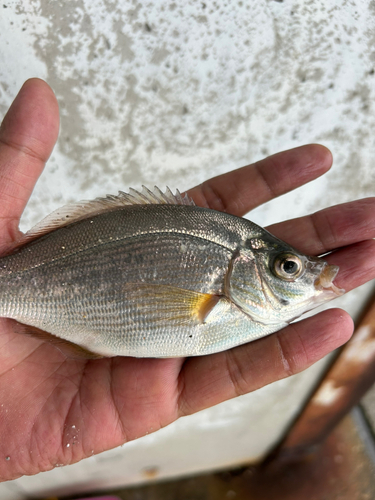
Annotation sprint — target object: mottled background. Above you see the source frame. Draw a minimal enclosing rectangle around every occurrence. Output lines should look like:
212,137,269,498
0,1,374,498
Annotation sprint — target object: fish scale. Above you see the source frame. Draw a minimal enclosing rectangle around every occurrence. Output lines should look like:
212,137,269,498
0,205,255,275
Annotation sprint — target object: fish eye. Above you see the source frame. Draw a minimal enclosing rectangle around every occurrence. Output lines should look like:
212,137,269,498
273,253,304,281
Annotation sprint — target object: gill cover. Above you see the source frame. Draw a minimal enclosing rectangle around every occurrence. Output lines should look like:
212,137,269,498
226,248,288,326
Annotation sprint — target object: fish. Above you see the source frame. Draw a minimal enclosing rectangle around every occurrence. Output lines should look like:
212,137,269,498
0,186,344,358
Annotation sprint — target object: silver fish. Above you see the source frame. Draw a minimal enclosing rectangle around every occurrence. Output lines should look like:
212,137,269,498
0,187,343,358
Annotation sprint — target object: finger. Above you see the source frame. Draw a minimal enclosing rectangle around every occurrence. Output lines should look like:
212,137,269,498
0,78,59,241
177,309,353,416
267,198,375,256
187,144,332,216
325,239,375,292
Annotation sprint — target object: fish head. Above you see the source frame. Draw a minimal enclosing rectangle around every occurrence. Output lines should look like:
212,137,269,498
227,233,344,326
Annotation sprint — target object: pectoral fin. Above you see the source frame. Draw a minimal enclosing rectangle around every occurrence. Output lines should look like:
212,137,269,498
123,283,221,325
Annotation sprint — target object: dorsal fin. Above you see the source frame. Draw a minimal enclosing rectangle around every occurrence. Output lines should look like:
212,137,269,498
13,186,195,250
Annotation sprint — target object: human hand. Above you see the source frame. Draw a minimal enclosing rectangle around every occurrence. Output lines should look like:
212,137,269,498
0,79,374,481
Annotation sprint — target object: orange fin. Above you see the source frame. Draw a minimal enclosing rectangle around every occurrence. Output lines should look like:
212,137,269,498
123,283,222,325
11,321,104,359
196,294,221,323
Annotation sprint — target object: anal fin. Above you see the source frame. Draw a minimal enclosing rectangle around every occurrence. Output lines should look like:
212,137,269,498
11,320,104,360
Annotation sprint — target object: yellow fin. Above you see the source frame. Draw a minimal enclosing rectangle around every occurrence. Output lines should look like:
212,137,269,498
11,321,104,359
197,294,221,323
123,284,221,325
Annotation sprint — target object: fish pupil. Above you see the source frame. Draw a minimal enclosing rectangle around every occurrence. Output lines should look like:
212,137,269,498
283,260,298,274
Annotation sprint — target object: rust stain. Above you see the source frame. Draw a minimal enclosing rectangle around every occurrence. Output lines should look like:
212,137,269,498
142,466,160,479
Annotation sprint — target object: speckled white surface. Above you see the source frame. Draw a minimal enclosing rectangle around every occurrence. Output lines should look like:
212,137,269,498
0,0,374,497
1,0,374,229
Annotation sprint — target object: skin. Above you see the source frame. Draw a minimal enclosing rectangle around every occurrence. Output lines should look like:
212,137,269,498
0,79,374,481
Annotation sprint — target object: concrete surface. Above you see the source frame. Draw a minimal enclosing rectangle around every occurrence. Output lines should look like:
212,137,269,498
0,0,374,496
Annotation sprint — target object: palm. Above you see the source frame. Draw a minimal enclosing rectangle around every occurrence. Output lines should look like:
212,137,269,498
0,80,374,481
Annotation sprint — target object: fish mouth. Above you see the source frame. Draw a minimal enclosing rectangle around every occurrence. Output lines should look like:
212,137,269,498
314,264,345,297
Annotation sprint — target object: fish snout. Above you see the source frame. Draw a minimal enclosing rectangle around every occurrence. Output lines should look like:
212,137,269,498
314,264,345,297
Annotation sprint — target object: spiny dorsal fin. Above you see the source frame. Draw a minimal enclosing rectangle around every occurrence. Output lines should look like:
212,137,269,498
14,186,195,249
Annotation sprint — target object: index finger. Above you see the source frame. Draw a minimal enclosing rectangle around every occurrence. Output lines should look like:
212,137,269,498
187,144,332,216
